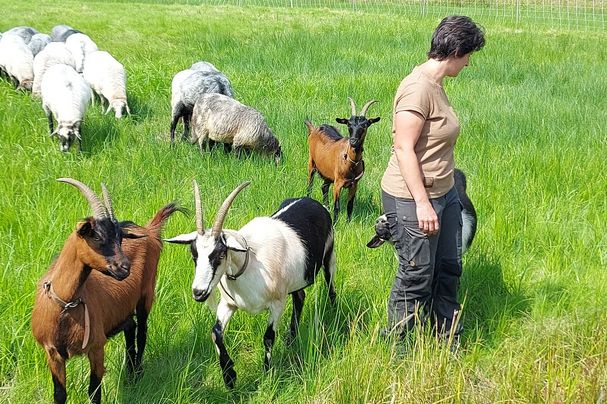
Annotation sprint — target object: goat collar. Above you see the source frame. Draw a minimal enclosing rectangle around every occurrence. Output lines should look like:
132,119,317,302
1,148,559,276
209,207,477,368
224,233,251,281
43,281,90,350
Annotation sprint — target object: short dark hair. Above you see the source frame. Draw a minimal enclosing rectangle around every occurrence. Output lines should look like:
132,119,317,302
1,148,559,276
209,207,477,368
427,16,485,60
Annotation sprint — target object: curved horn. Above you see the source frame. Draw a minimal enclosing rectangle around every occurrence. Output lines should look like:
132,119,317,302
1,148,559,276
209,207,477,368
348,97,357,116
193,180,204,235
57,178,108,219
211,181,251,237
360,100,378,116
100,183,115,221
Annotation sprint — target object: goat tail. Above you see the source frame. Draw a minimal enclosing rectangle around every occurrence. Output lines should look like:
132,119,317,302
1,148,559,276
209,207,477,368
146,203,185,238
304,119,315,133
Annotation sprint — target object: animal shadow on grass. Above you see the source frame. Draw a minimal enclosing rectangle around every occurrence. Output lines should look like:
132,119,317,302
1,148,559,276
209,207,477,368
124,93,151,124
114,320,238,402
79,118,118,156
462,253,530,348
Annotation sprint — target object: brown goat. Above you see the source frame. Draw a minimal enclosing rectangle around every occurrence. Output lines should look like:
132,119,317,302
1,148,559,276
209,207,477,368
31,179,180,404
306,97,380,222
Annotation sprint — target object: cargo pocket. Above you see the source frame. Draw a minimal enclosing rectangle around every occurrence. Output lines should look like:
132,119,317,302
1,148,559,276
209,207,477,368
402,219,431,268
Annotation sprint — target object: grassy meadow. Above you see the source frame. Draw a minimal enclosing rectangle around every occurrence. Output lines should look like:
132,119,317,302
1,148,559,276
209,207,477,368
1,0,607,402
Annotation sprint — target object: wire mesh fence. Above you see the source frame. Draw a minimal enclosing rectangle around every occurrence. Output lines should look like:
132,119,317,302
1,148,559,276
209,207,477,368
130,0,606,30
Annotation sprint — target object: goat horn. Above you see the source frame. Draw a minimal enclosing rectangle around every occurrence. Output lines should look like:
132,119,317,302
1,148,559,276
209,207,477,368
348,97,357,116
193,180,204,235
211,181,251,237
100,183,115,221
57,178,108,219
360,100,378,116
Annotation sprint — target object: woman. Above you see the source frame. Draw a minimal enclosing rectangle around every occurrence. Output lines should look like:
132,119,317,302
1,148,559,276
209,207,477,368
380,16,485,343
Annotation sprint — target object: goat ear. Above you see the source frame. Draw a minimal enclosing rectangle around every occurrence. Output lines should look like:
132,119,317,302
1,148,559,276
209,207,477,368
225,235,247,252
366,235,386,249
335,118,348,125
369,117,381,124
164,231,198,244
76,219,95,238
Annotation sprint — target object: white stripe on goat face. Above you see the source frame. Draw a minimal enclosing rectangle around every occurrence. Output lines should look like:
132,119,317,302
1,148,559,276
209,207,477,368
192,234,227,301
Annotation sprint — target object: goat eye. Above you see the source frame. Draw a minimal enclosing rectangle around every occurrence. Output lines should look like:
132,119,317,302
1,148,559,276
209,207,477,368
219,252,226,259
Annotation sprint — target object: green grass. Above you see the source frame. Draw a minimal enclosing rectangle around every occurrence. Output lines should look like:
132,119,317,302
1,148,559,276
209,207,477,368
2,0,607,402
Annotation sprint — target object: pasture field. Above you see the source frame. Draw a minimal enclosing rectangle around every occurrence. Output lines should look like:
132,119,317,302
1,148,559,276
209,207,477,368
1,0,606,402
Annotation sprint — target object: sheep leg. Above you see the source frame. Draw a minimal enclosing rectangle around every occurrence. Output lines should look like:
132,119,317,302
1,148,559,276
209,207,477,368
346,182,358,221
123,316,137,376
287,289,305,345
321,180,332,206
134,302,149,375
169,112,181,144
183,111,192,140
322,240,337,304
264,299,286,371
45,111,54,135
46,349,67,404
87,347,105,404
212,300,237,388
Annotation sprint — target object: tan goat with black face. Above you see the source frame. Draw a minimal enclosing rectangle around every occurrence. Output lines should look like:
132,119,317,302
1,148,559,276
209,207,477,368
305,97,380,222
31,179,180,404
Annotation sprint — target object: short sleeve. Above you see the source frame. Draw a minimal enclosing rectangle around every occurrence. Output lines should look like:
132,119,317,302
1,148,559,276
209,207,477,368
394,81,431,120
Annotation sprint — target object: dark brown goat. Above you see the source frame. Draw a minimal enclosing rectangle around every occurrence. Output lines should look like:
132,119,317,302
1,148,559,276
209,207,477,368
31,179,180,404
306,98,380,221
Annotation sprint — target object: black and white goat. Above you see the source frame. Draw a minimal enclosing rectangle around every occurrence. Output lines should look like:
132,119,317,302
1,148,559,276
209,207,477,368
165,181,336,388
367,169,478,252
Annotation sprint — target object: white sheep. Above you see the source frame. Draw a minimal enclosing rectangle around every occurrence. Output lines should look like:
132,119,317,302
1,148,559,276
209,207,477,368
83,50,130,118
170,62,233,143
28,33,51,57
41,64,91,152
4,26,38,44
0,35,34,90
32,42,76,97
65,33,98,73
190,93,281,162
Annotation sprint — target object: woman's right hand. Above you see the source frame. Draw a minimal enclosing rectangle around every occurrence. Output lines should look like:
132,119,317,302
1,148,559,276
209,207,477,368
416,201,439,236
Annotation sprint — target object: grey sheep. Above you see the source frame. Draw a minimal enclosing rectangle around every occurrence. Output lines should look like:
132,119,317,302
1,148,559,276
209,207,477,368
191,93,281,162
170,63,233,143
4,26,38,44
28,33,51,57
50,24,81,42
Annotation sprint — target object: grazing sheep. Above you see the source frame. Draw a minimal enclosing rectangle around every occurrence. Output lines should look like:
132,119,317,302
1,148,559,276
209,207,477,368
306,98,380,221
83,50,130,118
4,26,38,44
28,33,51,57
32,42,77,97
32,178,180,404
165,181,335,388
170,63,233,143
65,33,98,73
0,35,34,90
190,93,281,162
51,24,80,42
190,61,220,73
41,64,91,152
367,169,478,253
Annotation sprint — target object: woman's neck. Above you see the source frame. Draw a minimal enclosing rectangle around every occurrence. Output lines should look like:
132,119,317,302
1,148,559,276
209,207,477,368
418,59,448,86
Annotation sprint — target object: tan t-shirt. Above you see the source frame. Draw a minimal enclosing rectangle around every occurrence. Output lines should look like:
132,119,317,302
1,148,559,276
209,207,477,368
381,66,460,199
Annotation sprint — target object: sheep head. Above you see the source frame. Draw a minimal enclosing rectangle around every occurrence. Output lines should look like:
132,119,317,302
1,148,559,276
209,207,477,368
164,180,250,302
335,98,380,150
51,121,81,152
59,178,144,280
107,99,131,119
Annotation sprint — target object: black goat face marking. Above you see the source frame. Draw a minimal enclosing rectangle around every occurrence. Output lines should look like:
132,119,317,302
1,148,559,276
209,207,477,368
78,218,131,280
190,235,227,302
337,116,380,150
